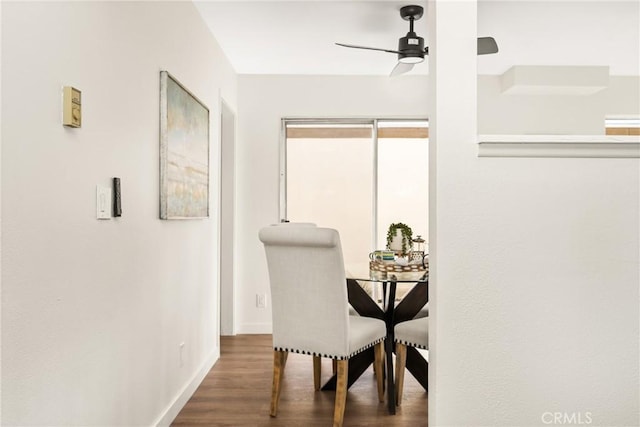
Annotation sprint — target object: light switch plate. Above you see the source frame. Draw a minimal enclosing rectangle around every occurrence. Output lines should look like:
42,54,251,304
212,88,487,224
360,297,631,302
96,186,111,219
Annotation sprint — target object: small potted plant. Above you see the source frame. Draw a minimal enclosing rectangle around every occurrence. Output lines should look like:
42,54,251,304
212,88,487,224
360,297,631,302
386,223,413,257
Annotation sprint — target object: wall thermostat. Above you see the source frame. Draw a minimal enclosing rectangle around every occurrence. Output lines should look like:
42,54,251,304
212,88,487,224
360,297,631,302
63,86,81,128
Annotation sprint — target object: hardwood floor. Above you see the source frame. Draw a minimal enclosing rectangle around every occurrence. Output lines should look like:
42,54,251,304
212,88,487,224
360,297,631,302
172,335,427,426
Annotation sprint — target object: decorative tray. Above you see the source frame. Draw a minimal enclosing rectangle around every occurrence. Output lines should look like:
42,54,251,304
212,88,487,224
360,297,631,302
369,259,428,281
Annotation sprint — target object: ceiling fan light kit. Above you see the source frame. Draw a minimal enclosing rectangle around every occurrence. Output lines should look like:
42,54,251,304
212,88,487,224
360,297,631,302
397,5,425,65
399,54,424,64
336,4,499,76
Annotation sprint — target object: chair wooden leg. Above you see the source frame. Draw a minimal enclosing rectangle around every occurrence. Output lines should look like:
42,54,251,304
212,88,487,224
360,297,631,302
332,358,337,375
374,342,385,402
395,343,407,406
333,359,349,427
270,350,287,417
313,355,322,391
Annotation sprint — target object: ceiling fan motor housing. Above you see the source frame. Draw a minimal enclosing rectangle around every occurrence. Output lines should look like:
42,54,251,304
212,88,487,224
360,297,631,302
398,33,425,63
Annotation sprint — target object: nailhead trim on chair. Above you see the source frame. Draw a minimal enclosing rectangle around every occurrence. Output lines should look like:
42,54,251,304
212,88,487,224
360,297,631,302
394,338,427,350
275,337,385,360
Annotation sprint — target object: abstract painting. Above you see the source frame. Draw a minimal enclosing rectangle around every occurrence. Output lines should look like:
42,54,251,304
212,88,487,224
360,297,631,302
160,71,210,219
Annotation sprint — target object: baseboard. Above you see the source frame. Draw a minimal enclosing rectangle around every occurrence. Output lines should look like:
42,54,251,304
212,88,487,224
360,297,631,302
237,322,272,334
153,347,220,427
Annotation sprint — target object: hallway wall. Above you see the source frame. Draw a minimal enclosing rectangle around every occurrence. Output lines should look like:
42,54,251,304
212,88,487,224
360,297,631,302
1,2,237,425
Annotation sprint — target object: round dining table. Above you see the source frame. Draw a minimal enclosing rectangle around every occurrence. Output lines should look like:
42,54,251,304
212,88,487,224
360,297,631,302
321,265,428,415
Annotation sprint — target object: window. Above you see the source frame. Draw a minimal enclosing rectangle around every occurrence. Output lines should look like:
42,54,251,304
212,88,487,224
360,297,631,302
605,118,640,135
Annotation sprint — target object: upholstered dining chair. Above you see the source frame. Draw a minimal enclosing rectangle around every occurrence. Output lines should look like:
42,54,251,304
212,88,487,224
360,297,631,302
415,302,429,318
269,223,320,368
394,316,429,405
273,221,356,376
259,226,387,427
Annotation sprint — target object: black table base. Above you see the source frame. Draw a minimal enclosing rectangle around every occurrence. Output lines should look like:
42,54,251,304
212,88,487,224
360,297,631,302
320,347,375,390
322,277,428,415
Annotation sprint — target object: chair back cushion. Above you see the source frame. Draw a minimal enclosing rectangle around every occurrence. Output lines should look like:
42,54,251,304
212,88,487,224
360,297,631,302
259,226,350,357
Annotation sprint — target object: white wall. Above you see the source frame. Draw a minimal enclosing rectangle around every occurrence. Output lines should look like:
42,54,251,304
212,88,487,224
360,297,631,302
237,75,429,333
0,0,3,421
479,75,640,134
237,69,639,424
1,2,237,425
432,149,639,426
431,2,638,425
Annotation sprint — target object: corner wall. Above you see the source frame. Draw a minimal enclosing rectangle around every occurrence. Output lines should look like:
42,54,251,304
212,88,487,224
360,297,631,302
1,2,237,425
430,1,638,419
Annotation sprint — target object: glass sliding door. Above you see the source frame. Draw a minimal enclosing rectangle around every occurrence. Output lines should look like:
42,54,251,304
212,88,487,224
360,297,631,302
376,120,429,299
282,119,429,277
284,121,375,267
376,121,429,250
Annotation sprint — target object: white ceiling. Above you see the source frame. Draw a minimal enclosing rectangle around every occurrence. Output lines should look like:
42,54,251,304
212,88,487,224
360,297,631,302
194,1,640,76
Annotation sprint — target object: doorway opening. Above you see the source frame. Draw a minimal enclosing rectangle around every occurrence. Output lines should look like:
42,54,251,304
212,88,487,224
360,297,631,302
220,100,236,336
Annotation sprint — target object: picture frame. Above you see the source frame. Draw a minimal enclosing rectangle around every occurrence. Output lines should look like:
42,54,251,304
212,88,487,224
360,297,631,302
159,71,210,219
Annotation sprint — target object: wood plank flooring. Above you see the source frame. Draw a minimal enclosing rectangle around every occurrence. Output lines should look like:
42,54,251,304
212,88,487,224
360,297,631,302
172,335,427,426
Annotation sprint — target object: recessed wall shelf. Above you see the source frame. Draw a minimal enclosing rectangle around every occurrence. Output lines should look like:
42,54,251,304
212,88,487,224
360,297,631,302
478,135,640,158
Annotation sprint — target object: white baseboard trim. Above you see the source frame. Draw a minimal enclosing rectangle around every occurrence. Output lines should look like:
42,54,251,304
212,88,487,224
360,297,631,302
238,322,272,334
153,347,220,427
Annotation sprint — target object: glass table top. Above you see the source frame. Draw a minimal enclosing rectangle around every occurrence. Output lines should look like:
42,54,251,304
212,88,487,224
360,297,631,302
345,263,428,283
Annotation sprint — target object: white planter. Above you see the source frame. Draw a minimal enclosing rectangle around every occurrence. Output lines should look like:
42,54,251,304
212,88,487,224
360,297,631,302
389,229,405,252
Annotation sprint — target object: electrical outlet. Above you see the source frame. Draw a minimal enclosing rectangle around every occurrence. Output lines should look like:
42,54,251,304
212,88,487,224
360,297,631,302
256,294,267,309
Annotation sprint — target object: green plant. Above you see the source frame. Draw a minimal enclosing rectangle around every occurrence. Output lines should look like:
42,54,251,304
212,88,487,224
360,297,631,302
386,223,413,256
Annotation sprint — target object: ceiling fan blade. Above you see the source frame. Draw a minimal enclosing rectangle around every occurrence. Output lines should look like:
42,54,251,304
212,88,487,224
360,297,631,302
390,61,414,77
335,42,401,55
477,37,499,55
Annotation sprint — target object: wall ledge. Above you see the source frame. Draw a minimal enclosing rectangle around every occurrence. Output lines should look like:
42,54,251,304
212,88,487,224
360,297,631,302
478,135,640,158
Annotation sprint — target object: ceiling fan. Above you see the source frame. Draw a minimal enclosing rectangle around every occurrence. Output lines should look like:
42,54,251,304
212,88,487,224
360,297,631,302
336,5,499,76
